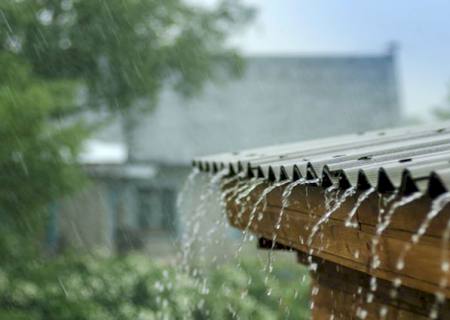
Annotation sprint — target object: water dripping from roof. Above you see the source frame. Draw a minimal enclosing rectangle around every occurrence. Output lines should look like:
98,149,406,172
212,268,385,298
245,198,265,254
264,178,308,295
236,179,291,257
345,187,376,228
179,168,228,273
395,193,450,271
176,167,200,211
307,186,357,248
368,191,422,298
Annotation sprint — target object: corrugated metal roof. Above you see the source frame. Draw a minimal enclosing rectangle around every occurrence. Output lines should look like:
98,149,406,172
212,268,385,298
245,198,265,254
192,122,450,198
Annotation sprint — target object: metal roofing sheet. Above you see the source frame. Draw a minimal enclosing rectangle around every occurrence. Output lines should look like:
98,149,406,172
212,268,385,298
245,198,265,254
192,122,450,198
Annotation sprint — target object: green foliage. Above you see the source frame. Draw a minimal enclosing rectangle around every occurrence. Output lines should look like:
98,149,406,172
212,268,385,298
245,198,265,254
0,0,253,257
0,0,254,111
0,52,86,260
0,254,310,320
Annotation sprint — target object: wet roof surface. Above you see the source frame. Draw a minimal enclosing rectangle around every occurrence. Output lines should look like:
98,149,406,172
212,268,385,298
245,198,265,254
193,122,450,198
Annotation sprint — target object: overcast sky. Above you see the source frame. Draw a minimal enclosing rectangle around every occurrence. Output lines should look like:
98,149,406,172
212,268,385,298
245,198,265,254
194,0,450,119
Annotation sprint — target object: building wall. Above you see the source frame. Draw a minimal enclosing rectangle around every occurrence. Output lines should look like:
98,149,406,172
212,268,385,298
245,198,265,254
130,55,401,164
53,167,186,256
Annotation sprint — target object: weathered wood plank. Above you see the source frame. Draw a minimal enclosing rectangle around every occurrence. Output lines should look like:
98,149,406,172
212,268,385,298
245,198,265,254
309,258,449,319
225,181,450,297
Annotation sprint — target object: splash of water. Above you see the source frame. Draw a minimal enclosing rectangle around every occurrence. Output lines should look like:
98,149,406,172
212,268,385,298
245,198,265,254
344,187,376,228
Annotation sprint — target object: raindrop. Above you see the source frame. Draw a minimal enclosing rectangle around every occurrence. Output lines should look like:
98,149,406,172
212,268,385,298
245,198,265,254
311,286,319,296
356,307,368,319
379,306,388,318
61,0,74,11
345,187,375,228
0,10,13,33
369,191,422,283
37,9,54,26
59,38,72,50
307,186,356,247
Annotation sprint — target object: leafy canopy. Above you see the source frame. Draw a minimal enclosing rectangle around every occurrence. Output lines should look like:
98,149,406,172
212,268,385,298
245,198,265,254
0,0,253,257
0,52,86,260
0,0,254,111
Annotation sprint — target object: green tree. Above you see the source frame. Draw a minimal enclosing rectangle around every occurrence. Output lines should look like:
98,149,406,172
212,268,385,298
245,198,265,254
0,0,254,113
0,0,253,256
0,52,86,262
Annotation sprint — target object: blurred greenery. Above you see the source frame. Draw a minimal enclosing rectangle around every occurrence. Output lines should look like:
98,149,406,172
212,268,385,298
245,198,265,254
0,0,253,253
0,51,87,262
0,254,310,320
0,0,254,114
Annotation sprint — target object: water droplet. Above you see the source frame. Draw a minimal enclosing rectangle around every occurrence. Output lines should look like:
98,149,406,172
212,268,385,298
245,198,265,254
396,260,404,270
312,286,319,296
356,307,368,319
379,306,388,318
393,278,402,288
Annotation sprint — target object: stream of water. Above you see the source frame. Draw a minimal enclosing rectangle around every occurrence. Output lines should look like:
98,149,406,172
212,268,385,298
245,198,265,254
344,187,376,228
178,168,450,319
396,193,450,271
360,191,422,320
307,186,356,247
179,168,228,272
263,178,308,294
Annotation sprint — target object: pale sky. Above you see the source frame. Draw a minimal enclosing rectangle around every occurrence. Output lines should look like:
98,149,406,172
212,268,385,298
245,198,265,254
194,0,450,119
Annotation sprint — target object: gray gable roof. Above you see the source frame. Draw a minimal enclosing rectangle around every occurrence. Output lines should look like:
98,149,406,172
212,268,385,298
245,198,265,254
125,52,401,165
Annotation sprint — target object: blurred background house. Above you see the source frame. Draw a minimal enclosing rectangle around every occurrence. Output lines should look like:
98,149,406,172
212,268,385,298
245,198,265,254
52,45,402,255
